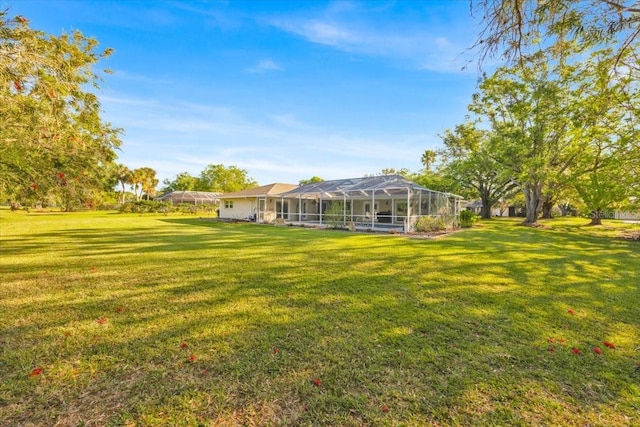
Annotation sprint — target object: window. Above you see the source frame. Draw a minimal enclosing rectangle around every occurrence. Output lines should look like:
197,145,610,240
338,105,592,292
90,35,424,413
225,200,233,209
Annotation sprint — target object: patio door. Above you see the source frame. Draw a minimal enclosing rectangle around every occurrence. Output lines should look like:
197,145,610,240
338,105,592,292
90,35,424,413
257,198,266,222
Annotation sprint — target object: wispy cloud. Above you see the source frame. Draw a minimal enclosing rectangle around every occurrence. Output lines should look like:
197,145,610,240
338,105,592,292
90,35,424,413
245,59,282,73
268,3,474,73
102,93,432,184
108,70,172,85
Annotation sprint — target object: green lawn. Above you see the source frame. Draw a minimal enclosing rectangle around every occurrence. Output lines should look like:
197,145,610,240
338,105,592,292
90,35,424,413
1,210,639,426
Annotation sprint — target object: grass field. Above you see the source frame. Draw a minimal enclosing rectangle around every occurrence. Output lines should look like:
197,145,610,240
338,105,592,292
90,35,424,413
1,210,639,426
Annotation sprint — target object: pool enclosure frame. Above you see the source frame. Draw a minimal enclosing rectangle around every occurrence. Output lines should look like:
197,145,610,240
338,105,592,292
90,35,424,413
274,175,463,232
155,191,221,205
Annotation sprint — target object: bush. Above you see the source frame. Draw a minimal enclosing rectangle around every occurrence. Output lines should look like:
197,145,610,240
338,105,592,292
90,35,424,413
324,202,346,229
120,200,173,214
415,215,456,232
459,210,476,228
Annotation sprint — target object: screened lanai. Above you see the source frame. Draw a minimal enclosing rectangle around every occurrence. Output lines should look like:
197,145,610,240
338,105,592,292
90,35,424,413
277,175,463,232
155,191,221,205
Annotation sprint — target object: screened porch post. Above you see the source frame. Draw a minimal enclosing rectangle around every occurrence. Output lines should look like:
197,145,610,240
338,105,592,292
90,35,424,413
298,194,302,225
419,190,422,216
319,193,323,226
406,187,411,233
371,191,375,229
343,193,347,227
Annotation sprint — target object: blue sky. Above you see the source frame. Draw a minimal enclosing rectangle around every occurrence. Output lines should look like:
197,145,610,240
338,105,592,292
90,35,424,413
8,0,484,186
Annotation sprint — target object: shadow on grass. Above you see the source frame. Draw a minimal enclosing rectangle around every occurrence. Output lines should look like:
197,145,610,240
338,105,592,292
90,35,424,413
1,215,639,425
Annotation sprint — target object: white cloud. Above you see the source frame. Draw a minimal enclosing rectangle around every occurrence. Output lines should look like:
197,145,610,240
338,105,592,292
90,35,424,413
268,113,304,128
245,59,282,73
102,92,431,185
300,20,353,46
268,5,474,73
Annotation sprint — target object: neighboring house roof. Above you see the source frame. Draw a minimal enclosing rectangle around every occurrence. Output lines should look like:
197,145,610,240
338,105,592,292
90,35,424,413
466,200,483,208
220,183,299,199
155,190,221,204
280,174,463,199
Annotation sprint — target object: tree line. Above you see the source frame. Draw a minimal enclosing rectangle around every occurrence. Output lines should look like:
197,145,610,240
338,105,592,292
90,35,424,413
3,2,638,220
436,0,639,225
0,12,256,210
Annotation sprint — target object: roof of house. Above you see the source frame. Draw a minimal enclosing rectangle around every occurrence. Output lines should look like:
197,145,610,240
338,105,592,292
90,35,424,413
220,183,299,198
280,174,463,199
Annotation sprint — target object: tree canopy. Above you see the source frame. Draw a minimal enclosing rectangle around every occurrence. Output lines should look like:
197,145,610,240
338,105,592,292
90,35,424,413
473,0,640,71
0,11,121,210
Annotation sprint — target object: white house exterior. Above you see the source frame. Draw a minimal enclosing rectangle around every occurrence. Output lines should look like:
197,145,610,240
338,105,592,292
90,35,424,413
218,176,463,232
218,183,299,222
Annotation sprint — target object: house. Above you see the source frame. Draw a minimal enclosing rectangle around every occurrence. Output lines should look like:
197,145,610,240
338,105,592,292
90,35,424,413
218,175,463,232
279,175,463,232
218,183,299,222
465,200,519,217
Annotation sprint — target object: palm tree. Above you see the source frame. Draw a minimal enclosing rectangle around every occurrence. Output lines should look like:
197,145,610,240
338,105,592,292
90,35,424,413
130,168,145,201
421,150,437,171
115,164,132,204
139,167,158,200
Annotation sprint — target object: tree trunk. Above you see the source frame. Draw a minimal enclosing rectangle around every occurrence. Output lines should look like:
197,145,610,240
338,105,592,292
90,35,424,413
559,203,569,216
590,209,603,225
480,194,493,219
523,183,543,225
541,199,554,219
120,182,126,205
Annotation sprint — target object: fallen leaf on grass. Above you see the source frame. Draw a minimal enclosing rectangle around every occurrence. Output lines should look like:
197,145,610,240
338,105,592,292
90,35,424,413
603,341,616,349
548,346,555,352
188,354,196,362
567,309,575,315
273,347,281,354
29,367,43,377
381,405,389,413
593,347,602,355
96,317,107,324
572,348,580,355
116,307,125,313
312,378,322,387
180,342,188,349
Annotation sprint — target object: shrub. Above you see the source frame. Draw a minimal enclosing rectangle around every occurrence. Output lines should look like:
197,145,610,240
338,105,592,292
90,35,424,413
459,210,476,228
416,215,452,232
324,202,346,229
120,200,172,214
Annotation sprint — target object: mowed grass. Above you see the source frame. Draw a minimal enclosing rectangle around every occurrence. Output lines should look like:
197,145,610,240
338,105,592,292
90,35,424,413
1,210,639,426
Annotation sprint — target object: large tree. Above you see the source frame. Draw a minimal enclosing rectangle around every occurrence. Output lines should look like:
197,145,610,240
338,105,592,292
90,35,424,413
0,12,121,208
299,176,324,185
440,122,518,219
567,49,640,224
195,164,257,193
161,172,198,192
469,52,581,224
